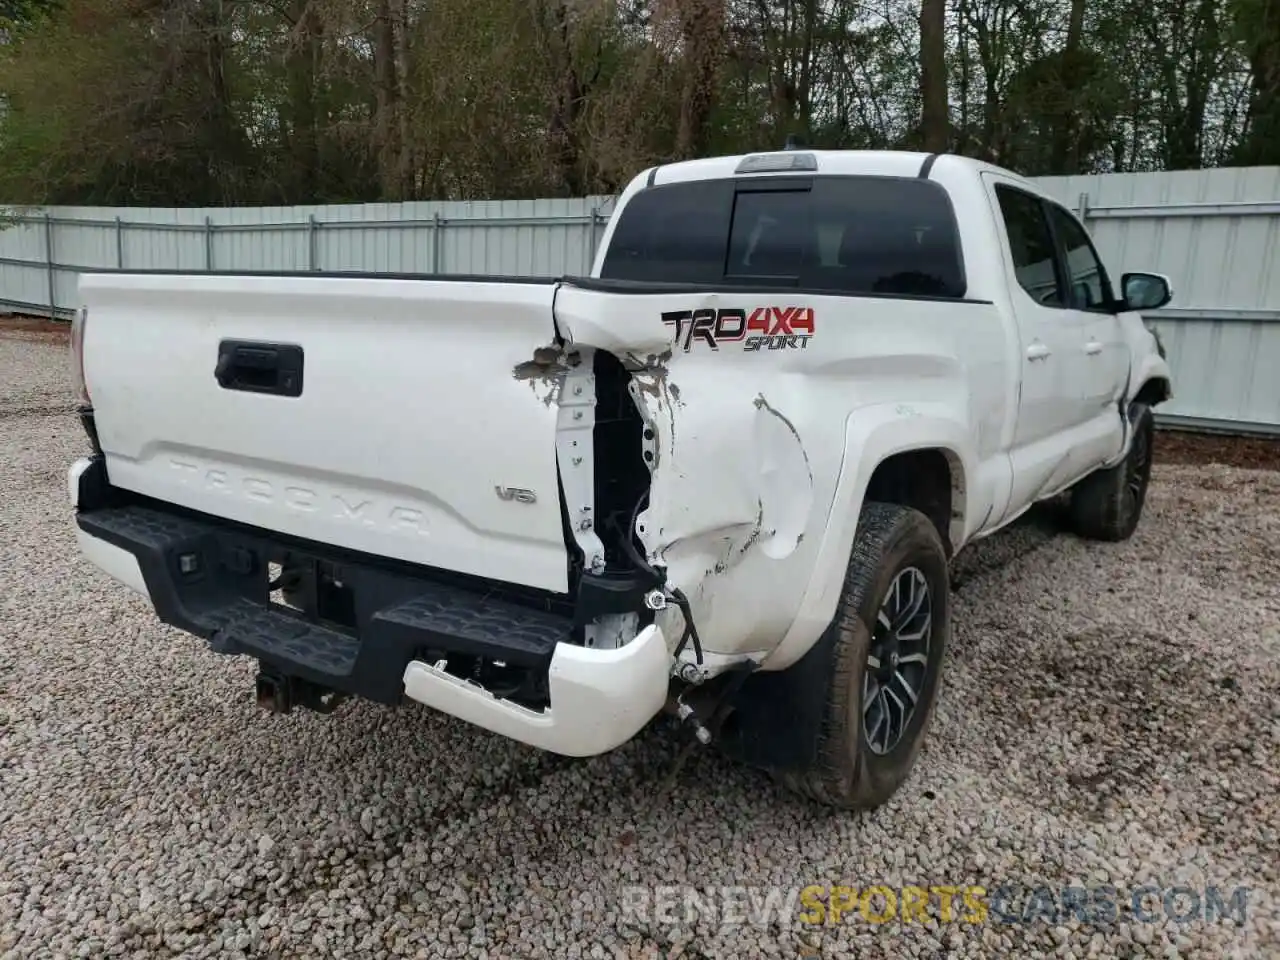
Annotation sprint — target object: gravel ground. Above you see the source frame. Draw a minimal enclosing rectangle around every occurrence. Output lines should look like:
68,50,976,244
1,327,1278,959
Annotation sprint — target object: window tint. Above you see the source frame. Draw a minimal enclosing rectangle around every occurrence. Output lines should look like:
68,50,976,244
996,186,1063,308
725,189,812,280
600,180,734,284
600,176,966,298
1047,204,1112,311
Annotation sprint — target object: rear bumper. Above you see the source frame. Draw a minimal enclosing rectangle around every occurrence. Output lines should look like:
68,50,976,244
401,625,670,757
74,522,149,596
68,456,671,757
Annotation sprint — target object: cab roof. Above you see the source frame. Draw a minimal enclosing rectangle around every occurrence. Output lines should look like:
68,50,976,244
644,149,1036,193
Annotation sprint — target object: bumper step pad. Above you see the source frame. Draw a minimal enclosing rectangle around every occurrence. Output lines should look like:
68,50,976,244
205,598,360,676
77,503,573,701
375,590,570,667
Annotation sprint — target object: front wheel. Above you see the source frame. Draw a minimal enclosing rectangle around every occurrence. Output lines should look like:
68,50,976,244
779,501,950,810
1068,401,1155,542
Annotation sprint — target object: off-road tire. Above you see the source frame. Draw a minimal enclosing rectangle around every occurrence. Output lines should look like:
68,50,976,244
778,501,950,810
1068,401,1154,542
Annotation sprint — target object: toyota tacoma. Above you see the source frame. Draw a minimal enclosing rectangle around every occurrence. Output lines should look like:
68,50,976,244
67,148,1174,809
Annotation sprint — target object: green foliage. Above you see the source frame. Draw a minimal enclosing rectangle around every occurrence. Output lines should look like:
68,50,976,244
0,0,59,31
0,0,1272,206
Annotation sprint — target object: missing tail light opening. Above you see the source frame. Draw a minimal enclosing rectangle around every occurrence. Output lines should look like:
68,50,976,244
590,350,653,574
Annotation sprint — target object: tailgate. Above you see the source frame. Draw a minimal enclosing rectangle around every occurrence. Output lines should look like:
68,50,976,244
78,272,571,593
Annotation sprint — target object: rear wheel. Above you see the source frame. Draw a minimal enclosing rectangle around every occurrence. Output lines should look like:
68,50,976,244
1068,401,1154,542
779,501,950,810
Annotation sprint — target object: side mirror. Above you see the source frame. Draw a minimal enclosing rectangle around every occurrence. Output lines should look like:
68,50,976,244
1121,272,1172,311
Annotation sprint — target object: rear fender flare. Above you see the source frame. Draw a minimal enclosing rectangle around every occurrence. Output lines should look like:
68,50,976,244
762,403,974,672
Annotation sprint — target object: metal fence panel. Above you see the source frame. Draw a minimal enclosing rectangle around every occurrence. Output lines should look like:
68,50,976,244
1035,168,1280,433
1,171,1277,434
0,217,48,308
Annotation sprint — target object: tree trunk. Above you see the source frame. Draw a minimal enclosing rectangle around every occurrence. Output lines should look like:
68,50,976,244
973,17,1000,160
284,0,323,202
1049,0,1088,172
198,0,249,201
1237,0,1280,164
919,0,948,151
676,0,727,158
546,2,586,196
373,0,402,200
797,0,818,137
1162,0,1220,169
957,0,971,152
393,0,413,199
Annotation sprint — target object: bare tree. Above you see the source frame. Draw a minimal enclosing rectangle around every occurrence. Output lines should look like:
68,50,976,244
920,0,949,150
683,0,728,156
0,0,1271,205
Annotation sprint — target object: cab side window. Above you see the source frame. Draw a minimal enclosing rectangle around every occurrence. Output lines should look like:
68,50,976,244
995,185,1064,308
1047,204,1114,312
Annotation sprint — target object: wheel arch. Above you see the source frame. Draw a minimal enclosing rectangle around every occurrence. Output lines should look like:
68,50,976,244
1128,349,1173,409
762,405,975,674
1132,375,1172,408
863,446,966,559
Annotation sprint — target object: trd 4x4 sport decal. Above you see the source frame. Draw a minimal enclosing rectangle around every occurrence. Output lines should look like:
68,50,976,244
662,307,815,353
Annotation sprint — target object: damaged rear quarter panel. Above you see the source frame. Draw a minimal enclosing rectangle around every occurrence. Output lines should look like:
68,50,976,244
554,287,829,644
554,283,1000,661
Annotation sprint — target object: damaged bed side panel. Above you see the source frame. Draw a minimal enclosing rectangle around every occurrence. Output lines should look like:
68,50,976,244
553,283,999,661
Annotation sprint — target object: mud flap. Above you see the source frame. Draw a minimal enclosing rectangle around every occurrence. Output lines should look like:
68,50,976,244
716,619,841,770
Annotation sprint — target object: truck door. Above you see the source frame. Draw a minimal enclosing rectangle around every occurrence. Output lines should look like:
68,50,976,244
985,177,1094,507
1043,200,1129,470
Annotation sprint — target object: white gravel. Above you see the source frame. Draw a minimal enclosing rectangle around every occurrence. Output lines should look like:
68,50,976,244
1,330,1278,959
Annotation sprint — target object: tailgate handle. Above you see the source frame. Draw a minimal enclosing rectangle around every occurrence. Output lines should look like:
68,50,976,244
215,340,304,397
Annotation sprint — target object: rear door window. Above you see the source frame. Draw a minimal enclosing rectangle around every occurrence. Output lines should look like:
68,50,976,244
995,185,1065,308
601,175,966,298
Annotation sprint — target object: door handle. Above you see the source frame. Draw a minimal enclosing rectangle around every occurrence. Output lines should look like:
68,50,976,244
1026,343,1051,361
1084,340,1103,355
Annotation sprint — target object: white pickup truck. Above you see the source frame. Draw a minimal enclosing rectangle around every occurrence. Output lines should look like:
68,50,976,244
68,149,1173,809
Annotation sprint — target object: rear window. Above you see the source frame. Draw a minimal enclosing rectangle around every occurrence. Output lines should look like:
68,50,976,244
600,175,966,298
